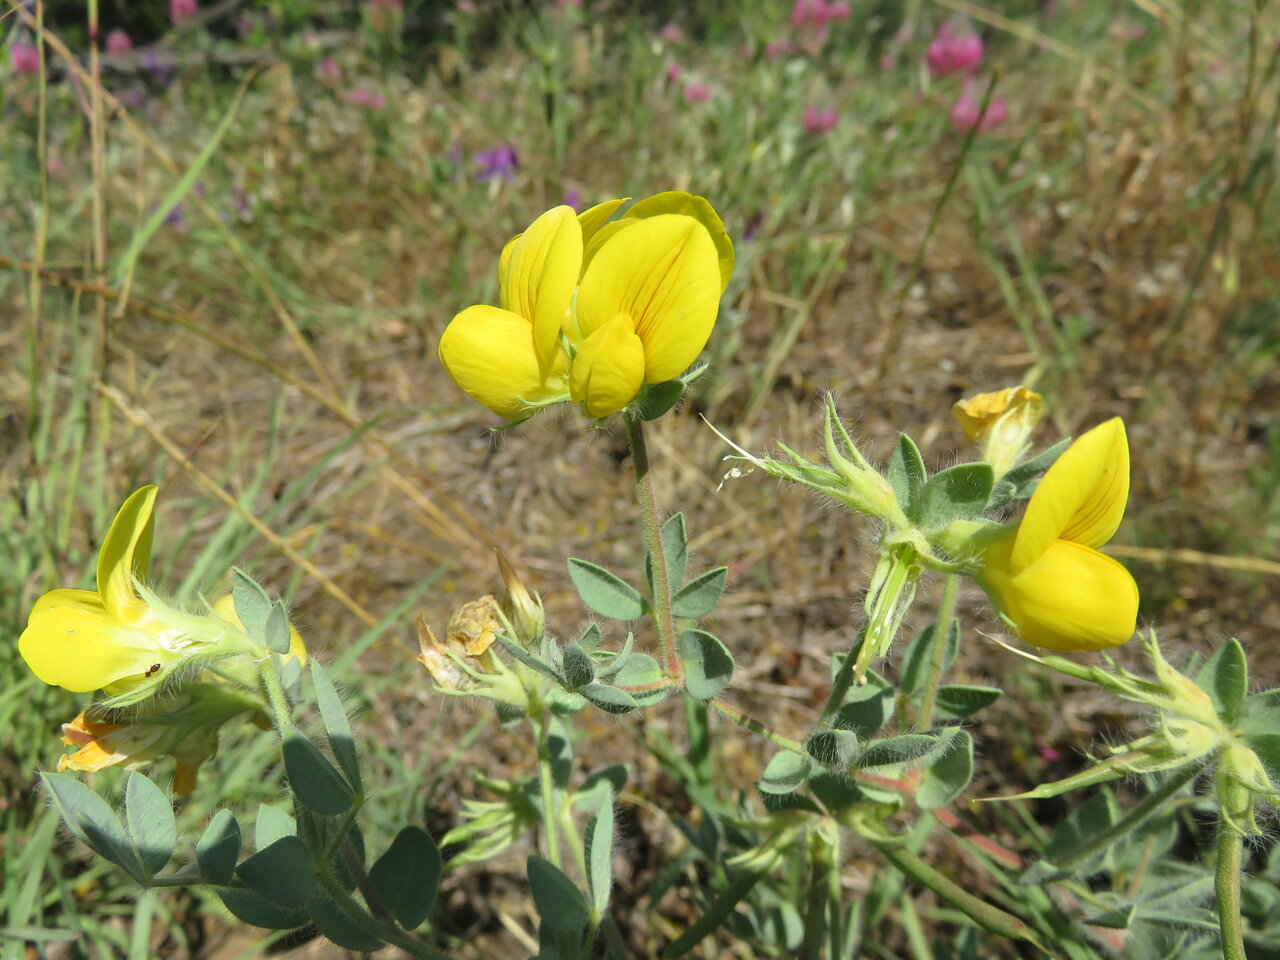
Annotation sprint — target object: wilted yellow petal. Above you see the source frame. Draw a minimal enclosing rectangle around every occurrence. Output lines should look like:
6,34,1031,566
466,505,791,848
625,191,735,292
497,205,583,371
984,536,1139,651
18,606,181,693
577,214,721,384
569,314,646,418
439,305,568,420
97,485,157,624
1012,418,1129,571
951,386,1043,444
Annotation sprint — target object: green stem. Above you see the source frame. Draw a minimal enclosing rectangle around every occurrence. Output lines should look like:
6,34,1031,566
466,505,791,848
872,841,1046,951
1215,813,1247,960
258,656,295,733
916,575,958,730
536,704,563,870
624,417,686,680
1054,763,1200,871
625,414,681,678
820,623,869,725
318,874,452,960
708,697,804,752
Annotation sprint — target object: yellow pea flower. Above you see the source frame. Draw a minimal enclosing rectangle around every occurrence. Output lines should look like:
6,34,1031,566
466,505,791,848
18,486,253,695
438,192,733,421
976,418,1139,651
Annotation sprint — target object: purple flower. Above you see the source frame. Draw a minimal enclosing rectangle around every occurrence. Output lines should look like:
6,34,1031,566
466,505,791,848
562,188,582,211
743,212,763,243
659,23,685,44
10,41,40,76
474,144,519,183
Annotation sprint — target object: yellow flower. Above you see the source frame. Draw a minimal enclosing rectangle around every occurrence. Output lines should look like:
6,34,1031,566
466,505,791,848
416,596,504,691
57,685,270,795
952,386,1043,478
438,192,733,420
976,418,1139,651
18,486,252,695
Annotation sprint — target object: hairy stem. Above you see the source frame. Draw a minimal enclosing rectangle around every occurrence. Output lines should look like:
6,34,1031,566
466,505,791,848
536,703,563,870
916,574,958,729
708,698,804,752
1215,813,1247,960
625,414,681,678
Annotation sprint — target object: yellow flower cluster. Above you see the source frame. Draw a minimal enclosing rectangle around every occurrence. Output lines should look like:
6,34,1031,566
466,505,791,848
439,191,734,420
976,418,1139,651
18,485,305,791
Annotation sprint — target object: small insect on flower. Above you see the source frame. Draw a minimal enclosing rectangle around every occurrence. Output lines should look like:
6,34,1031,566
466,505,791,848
145,664,162,678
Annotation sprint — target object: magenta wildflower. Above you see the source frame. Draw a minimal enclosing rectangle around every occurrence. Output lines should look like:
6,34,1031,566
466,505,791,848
803,106,838,135
457,0,478,12
316,57,343,83
348,87,387,109
665,62,682,84
949,89,1006,133
682,81,710,104
927,20,983,77
826,0,851,21
170,0,198,26
10,41,39,76
659,23,685,44
105,29,133,56
562,188,582,211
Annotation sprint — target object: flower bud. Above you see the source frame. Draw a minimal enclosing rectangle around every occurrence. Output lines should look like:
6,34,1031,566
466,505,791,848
495,551,545,645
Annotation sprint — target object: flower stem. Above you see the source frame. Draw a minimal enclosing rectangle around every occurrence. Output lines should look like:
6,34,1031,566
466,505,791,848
708,697,804,752
318,873,452,960
1215,812,1247,960
535,703,563,870
872,840,1046,950
625,414,681,678
258,656,295,734
916,574,958,730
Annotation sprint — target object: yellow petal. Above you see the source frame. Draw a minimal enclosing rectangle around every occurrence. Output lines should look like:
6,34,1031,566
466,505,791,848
1012,419,1130,571
18,605,178,693
497,205,583,371
30,588,108,618
439,305,568,419
212,593,307,666
580,217,638,279
569,314,646,418
97,485,158,623
984,537,1139,651
577,214,721,384
624,191,735,293
577,197,629,246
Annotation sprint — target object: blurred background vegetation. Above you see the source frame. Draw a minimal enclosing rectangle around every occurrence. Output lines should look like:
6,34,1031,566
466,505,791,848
2,0,1278,956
